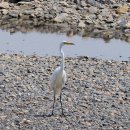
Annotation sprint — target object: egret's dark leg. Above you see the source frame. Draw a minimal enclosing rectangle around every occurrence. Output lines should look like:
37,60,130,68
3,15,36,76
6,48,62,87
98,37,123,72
52,93,56,115
60,91,64,115
100,0,102,4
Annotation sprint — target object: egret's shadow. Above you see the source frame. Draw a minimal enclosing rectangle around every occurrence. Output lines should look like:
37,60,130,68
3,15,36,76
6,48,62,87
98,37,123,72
33,112,72,118
34,113,52,117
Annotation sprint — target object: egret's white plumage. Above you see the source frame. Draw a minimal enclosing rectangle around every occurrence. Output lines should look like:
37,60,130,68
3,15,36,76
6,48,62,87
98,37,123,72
50,67,66,99
50,41,74,115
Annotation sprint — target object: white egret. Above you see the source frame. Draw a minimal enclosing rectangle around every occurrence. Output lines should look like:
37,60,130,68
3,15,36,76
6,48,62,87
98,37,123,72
50,41,74,115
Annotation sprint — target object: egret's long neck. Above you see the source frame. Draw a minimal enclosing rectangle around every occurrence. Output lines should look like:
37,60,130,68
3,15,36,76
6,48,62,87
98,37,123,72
60,45,64,71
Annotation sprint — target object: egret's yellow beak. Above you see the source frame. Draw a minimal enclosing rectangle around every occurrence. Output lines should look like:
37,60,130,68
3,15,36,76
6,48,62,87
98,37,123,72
63,41,75,45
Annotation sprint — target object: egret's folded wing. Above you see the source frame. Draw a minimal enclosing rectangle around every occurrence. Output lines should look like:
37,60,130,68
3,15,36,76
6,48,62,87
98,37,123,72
50,67,60,90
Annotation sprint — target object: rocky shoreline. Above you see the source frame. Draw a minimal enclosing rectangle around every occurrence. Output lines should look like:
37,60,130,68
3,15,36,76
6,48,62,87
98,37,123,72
0,0,130,41
0,53,130,129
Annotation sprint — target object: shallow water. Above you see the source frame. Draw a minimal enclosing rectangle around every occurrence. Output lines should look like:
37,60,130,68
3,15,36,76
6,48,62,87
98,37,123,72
0,30,130,61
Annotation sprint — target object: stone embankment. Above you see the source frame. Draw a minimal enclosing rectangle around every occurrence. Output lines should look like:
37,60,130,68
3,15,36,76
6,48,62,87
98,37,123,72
0,0,130,41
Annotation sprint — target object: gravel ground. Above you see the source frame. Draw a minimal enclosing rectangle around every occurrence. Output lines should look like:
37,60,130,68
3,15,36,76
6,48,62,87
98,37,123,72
0,53,130,130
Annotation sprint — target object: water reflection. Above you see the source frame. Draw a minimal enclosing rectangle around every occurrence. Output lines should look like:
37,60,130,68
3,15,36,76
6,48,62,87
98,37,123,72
0,29,130,61
1,18,130,42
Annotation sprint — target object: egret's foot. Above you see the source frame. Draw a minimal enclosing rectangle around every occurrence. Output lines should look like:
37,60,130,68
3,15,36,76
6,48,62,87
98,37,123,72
51,110,54,116
46,113,53,117
61,111,66,117
34,114,49,117
61,114,65,117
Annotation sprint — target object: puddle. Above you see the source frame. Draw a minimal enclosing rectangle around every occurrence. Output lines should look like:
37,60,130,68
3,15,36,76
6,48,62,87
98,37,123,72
0,29,130,61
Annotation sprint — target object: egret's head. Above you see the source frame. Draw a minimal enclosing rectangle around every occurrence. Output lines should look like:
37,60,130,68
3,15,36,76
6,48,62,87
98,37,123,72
62,41,75,46
60,41,74,51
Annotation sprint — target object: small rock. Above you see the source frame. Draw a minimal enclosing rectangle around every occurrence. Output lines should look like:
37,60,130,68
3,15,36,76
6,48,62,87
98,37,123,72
78,21,86,28
118,96,124,104
1,9,8,15
10,28,16,33
20,118,32,125
85,19,93,24
64,8,75,14
0,2,9,9
59,1,68,7
23,10,34,15
126,35,130,42
80,1,87,7
102,31,113,40
119,126,123,130
106,15,114,23
66,29,74,37
98,14,103,21
21,14,30,20
0,115,7,120
116,5,129,14
125,22,130,29
117,19,127,27
85,121,91,127
119,85,126,92
53,13,68,23
35,7,43,12
9,11,19,18
100,8,111,17
85,14,97,20
74,0,80,4
88,6,98,14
